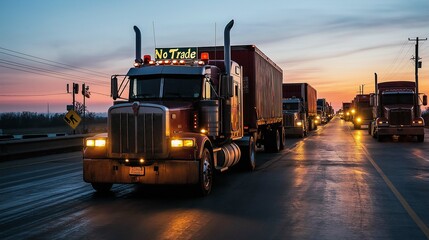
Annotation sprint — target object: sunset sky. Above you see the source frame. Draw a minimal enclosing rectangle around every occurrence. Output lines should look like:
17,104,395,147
1,0,428,113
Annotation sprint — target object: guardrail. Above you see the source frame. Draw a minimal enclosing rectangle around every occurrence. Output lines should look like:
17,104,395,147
0,134,93,161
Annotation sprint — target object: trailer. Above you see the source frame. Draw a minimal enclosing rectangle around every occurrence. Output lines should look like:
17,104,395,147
199,45,284,151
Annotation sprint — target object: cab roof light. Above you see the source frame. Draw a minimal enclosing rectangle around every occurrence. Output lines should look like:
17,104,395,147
201,52,209,60
143,55,151,64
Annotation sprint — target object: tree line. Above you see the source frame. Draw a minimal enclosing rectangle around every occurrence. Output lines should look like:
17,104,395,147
0,112,106,129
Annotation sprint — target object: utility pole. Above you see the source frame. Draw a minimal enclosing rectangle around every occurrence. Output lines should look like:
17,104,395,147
81,84,90,133
408,37,427,116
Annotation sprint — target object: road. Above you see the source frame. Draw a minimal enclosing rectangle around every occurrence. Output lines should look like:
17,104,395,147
1,117,429,240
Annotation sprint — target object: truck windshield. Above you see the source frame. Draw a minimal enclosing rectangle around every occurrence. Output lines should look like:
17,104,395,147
382,93,414,105
130,75,202,100
283,103,299,111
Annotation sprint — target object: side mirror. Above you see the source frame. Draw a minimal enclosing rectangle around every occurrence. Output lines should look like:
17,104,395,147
111,76,118,100
423,95,427,106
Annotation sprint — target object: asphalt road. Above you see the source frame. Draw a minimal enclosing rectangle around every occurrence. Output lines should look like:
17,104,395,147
1,117,428,240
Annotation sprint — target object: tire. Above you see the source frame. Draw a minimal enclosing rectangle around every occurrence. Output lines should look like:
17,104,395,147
91,183,113,192
197,148,213,196
368,122,372,135
238,136,256,171
417,135,424,142
265,129,280,153
279,127,286,150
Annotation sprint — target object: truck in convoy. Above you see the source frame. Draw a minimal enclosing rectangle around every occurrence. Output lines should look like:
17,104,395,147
282,83,318,137
317,98,328,124
82,20,284,196
369,76,427,142
352,94,373,129
342,102,352,121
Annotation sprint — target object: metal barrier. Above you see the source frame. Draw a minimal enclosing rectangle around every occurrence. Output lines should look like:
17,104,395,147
0,134,93,161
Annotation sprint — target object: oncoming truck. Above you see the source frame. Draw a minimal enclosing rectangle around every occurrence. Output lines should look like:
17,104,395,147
82,20,284,196
369,79,427,142
352,94,373,129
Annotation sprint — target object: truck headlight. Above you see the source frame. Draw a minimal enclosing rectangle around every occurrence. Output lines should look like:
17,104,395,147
412,117,424,126
171,139,195,148
84,134,108,158
296,121,302,127
356,117,362,123
86,139,107,147
376,118,389,126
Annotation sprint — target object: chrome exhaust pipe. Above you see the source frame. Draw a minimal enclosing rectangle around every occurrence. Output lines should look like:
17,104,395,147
224,20,234,76
133,26,142,64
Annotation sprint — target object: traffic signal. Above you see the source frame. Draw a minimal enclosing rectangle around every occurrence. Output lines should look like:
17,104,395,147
73,83,79,94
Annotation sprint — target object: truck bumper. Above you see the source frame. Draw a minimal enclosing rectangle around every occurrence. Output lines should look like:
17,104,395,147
83,159,199,185
377,127,424,136
284,127,304,136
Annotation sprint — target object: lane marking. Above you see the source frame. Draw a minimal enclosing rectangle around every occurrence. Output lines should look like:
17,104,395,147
358,142,429,239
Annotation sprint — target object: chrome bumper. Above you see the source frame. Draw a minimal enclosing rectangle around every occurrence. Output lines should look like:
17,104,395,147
83,159,199,185
377,127,425,136
284,127,304,136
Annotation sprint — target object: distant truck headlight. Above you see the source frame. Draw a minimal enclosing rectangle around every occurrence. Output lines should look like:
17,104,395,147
376,118,389,126
296,121,302,127
412,117,424,126
356,117,362,123
171,139,195,148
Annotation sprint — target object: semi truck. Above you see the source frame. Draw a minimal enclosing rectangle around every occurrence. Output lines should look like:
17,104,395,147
369,77,427,142
342,102,352,121
317,98,328,124
352,94,373,129
82,20,284,196
282,83,318,137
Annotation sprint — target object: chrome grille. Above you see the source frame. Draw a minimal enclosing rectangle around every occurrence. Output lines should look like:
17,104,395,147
110,110,167,158
283,113,295,127
389,110,411,125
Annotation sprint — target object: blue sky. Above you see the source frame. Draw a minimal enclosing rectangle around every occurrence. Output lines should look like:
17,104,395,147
0,0,428,112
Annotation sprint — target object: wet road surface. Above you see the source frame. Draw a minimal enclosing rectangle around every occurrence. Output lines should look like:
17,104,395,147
1,117,428,239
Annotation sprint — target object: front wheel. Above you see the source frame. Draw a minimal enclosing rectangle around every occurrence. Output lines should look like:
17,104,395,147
238,136,256,171
91,183,113,193
197,148,213,196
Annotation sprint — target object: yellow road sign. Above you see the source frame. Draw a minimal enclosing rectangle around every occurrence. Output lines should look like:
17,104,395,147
64,110,81,129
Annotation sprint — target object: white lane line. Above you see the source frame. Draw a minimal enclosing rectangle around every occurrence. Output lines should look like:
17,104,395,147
359,143,429,239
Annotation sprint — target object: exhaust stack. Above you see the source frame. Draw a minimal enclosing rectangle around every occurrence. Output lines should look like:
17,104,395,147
133,26,142,64
224,20,234,76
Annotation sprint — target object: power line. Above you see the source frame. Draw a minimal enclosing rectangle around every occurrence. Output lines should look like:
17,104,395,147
0,63,108,87
0,58,109,87
0,46,109,77
0,93,68,97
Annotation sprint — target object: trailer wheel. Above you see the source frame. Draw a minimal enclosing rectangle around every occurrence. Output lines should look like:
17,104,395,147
279,126,285,150
265,129,280,153
197,148,213,196
91,183,113,193
417,135,424,142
